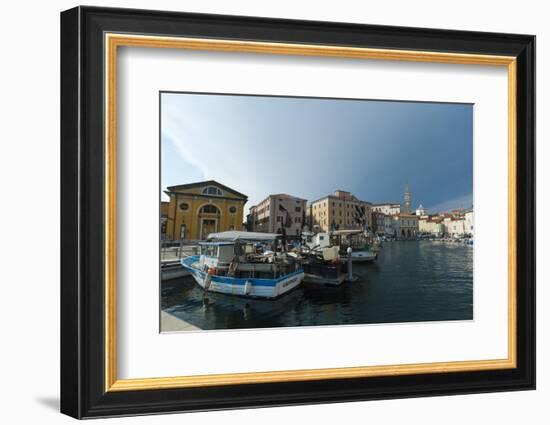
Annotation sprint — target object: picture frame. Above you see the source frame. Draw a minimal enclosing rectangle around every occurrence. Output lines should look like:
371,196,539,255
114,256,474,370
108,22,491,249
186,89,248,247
60,5,535,419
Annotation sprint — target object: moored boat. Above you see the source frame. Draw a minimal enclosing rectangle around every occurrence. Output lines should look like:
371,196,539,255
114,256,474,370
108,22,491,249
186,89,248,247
161,260,190,280
181,231,304,299
303,229,379,264
301,244,347,286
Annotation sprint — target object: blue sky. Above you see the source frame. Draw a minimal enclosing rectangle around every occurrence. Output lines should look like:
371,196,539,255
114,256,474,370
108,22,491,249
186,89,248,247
161,92,473,214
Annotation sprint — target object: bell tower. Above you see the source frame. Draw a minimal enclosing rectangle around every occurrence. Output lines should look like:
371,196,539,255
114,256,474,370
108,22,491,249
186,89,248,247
404,184,411,213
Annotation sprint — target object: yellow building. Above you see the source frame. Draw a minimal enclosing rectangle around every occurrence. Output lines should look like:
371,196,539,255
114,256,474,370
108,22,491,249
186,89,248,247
160,201,169,238
164,180,248,241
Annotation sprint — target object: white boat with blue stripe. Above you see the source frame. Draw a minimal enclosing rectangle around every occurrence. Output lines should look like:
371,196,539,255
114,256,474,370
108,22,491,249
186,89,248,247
181,231,304,299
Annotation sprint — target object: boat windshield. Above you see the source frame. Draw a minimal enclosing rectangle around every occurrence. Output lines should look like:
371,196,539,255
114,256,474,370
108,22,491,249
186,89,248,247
201,245,219,257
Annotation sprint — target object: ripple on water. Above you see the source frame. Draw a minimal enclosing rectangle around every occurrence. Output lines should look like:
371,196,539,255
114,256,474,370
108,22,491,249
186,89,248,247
162,241,473,331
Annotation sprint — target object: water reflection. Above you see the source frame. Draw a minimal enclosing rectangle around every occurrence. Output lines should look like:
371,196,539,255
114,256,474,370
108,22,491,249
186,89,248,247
161,241,473,331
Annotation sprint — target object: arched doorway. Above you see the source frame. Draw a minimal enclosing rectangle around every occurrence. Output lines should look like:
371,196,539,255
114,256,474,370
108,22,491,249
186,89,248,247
401,229,405,238
198,204,221,239
407,229,411,238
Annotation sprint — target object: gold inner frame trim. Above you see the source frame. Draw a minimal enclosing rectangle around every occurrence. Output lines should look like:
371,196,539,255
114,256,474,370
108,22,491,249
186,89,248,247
104,33,518,392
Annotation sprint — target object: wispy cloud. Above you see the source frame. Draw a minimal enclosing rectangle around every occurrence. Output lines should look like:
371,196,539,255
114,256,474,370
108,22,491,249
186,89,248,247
161,93,473,214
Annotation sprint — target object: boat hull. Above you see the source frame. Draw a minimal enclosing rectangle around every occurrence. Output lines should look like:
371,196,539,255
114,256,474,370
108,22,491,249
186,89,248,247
161,262,190,281
303,273,346,286
181,256,304,299
343,250,377,263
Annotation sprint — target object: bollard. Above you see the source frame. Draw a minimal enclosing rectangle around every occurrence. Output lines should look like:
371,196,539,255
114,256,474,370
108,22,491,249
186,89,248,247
347,246,353,281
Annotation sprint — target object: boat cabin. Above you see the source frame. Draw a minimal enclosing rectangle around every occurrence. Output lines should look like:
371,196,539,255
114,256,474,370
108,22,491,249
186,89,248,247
302,232,331,250
198,231,301,279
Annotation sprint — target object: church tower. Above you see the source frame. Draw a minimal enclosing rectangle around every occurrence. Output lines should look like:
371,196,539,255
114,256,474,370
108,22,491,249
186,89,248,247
404,184,411,213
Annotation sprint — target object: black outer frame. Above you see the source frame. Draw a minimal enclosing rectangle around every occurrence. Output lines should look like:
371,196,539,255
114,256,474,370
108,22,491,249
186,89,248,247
60,6,535,419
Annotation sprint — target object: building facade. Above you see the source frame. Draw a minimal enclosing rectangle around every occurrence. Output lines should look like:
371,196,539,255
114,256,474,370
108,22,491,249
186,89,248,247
418,215,444,235
371,203,401,216
248,194,306,237
415,204,427,216
372,211,386,235
160,201,169,239
308,190,372,232
392,214,419,239
164,180,247,241
464,209,474,236
446,218,466,236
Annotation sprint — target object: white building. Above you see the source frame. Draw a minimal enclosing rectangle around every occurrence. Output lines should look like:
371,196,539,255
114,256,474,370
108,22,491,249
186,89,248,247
383,215,394,236
418,215,444,235
464,209,474,236
447,218,465,236
372,203,401,216
415,204,427,216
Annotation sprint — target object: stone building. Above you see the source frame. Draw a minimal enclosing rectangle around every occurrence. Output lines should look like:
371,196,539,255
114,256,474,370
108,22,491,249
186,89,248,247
372,211,386,235
418,215,444,236
164,180,247,241
308,190,372,232
392,214,419,239
248,194,307,237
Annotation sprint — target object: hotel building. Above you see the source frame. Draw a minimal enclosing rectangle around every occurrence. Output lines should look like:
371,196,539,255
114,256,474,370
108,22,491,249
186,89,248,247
308,190,372,232
248,194,307,237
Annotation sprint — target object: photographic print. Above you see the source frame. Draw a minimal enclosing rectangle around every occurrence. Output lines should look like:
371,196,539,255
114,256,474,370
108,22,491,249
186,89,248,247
160,92,474,332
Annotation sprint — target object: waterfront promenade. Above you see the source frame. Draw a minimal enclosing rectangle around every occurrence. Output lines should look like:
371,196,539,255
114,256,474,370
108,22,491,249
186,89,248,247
161,311,200,332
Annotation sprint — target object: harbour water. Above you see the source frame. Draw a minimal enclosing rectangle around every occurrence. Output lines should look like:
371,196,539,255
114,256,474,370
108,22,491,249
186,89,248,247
161,241,473,331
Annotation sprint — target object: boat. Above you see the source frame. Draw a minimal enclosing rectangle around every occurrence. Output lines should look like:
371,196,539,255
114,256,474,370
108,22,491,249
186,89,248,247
161,260,190,281
181,231,304,299
331,230,379,263
303,230,379,264
300,242,347,286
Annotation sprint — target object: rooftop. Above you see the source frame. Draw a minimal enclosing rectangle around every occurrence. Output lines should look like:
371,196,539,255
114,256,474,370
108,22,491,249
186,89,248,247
166,180,248,200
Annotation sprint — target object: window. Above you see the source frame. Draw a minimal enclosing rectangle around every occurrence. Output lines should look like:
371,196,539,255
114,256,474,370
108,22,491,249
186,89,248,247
179,202,189,211
200,204,219,214
277,216,282,222
202,186,222,196
203,245,219,257
295,206,301,212
229,206,237,214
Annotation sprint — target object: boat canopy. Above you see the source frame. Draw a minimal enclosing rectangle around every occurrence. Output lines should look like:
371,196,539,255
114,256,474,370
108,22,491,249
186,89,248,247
206,231,281,243
198,241,235,246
